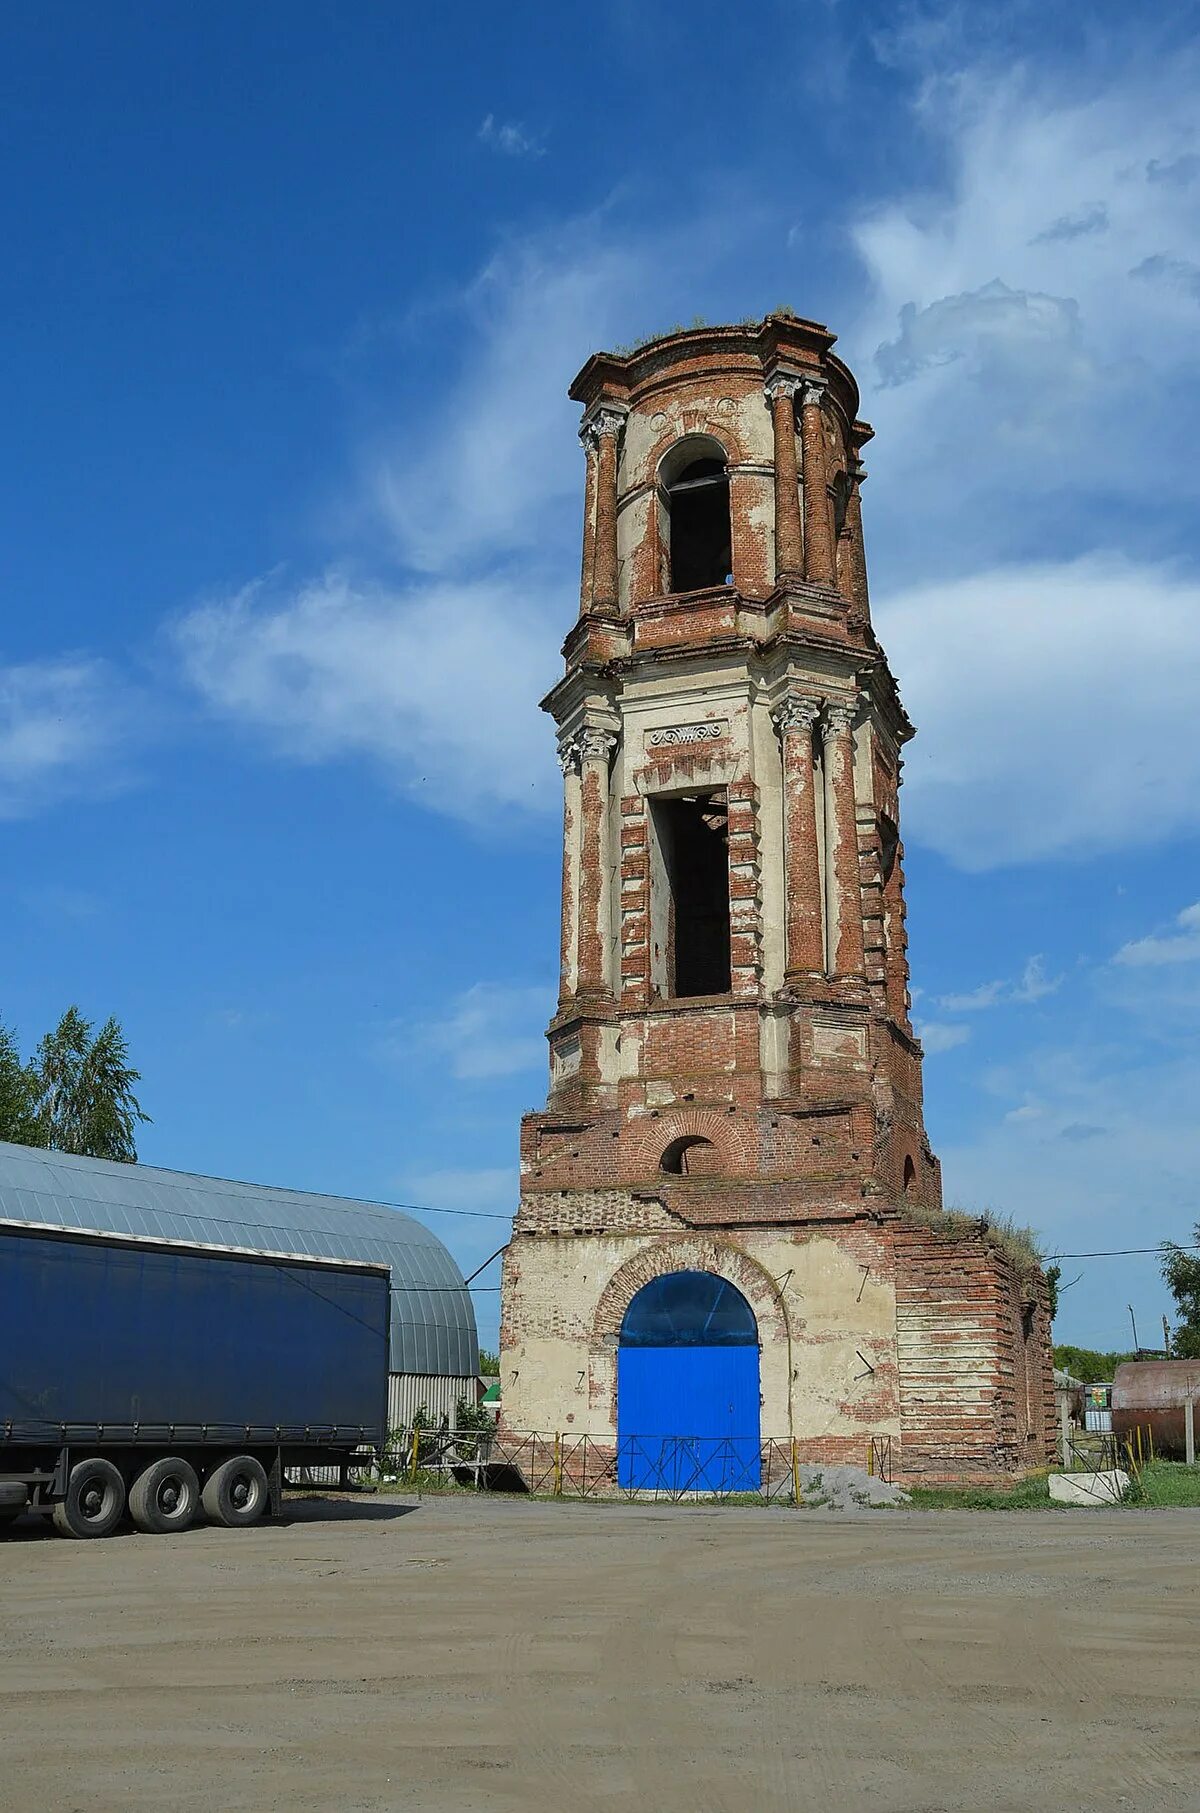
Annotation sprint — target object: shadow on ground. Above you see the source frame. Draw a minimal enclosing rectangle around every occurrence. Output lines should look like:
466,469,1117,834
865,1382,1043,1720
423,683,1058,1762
0,1495,418,1541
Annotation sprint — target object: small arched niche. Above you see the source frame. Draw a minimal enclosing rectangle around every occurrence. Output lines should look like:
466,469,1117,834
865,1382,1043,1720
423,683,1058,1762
902,1154,918,1197
657,435,732,594
660,1134,718,1177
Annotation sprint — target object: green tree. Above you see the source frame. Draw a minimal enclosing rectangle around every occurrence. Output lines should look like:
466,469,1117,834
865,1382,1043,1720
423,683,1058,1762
0,1021,38,1145
0,1006,149,1162
1053,1344,1134,1384
1044,1264,1061,1321
479,1348,500,1376
1162,1230,1200,1359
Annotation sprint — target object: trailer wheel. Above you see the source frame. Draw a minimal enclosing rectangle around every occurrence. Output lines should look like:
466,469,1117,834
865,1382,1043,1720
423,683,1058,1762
129,1457,200,1535
51,1458,126,1539
202,1455,268,1528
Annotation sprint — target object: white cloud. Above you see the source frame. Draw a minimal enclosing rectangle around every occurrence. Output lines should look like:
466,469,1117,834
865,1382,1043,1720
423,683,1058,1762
478,114,544,159
172,572,556,821
876,557,1200,868
938,1042,1200,1347
1030,204,1109,245
1011,956,1061,1003
1131,253,1200,302
938,957,1062,1011
853,66,1199,369
914,1019,971,1055
0,656,134,819
403,982,552,1081
1146,153,1200,189
938,979,1005,1012
874,279,1083,388
172,210,744,814
1114,902,1200,967
372,221,650,574
847,63,1200,577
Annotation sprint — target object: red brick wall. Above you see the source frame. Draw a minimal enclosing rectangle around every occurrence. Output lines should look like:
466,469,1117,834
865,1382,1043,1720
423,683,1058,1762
894,1223,1054,1479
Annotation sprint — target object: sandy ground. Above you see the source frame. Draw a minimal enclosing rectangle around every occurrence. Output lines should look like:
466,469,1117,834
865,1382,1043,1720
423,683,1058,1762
2,1494,1199,1813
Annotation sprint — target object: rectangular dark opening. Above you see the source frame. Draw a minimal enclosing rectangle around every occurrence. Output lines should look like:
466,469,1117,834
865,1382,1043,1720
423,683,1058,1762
652,790,731,997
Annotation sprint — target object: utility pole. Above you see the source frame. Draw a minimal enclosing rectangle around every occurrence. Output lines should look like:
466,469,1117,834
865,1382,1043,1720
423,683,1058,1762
1128,1304,1140,1355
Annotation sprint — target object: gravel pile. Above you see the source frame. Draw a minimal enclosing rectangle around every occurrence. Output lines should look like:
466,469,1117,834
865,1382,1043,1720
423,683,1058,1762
797,1462,910,1510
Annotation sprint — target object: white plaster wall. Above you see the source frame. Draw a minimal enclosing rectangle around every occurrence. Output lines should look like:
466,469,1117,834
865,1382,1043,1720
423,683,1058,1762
502,1228,901,1441
616,488,651,610
730,387,774,463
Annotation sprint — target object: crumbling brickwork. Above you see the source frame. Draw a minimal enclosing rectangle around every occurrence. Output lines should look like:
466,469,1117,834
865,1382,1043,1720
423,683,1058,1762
500,315,1054,1481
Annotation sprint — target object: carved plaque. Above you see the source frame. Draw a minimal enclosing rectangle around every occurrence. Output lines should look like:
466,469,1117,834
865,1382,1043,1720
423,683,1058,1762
647,721,728,749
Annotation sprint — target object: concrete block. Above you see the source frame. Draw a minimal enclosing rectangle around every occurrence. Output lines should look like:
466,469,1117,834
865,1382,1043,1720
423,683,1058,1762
1048,1468,1130,1506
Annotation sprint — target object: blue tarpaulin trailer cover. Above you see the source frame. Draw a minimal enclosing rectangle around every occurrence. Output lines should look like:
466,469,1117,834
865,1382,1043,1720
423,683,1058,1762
0,1222,390,1444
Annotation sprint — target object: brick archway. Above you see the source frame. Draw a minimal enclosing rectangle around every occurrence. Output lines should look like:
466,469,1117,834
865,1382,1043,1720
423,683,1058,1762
593,1234,789,1349
622,1109,736,1182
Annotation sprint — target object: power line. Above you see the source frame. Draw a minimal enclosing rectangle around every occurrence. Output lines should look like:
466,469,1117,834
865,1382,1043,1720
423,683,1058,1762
375,1197,512,1222
1044,1241,1200,1260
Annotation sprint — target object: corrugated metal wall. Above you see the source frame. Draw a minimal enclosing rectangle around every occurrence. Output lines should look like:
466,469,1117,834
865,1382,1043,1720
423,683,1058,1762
291,1372,480,1485
387,1372,478,1431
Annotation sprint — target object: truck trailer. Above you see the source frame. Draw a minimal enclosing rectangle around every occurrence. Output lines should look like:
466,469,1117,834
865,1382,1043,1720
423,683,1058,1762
0,1220,389,1537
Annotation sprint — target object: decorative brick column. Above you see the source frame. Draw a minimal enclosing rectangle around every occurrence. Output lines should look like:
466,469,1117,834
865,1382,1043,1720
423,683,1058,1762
773,695,825,977
618,793,650,1009
843,460,871,627
823,701,865,978
576,724,617,999
764,372,803,579
800,378,835,587
578,428,598,612
590,408,625,612
726,779,764,995
556,734,582,1006
883,845,910,1025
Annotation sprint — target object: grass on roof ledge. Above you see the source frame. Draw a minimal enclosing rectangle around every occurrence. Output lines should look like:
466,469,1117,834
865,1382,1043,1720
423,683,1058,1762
899,1203,1044,1277
608,307,798,358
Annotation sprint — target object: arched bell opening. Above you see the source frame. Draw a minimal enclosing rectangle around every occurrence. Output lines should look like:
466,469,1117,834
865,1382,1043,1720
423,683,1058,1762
657,435,732,595
616,1270,761,1491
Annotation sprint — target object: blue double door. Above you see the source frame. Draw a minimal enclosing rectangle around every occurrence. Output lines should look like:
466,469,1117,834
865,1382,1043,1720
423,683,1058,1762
616,1271,761,1492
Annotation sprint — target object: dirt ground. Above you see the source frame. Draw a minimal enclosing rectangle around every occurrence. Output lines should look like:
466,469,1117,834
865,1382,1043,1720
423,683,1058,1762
3,1494,1199,1813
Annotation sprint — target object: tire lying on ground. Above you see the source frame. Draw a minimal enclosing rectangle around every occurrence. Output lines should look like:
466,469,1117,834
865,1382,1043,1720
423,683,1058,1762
129,1456,200,1535
51,1457,126,1539
201,1455,269,1528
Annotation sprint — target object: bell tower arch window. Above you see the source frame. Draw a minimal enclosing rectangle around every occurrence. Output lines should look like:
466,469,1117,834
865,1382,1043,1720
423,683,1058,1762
658,436,732,594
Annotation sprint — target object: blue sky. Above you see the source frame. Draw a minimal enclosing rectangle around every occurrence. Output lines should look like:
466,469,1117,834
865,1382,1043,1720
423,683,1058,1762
3,2,1198,1353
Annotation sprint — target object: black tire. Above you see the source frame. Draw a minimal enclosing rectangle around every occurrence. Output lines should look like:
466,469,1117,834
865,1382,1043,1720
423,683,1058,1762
128,1456,200,1535
201,1455,269,1528
51,1458,126,1539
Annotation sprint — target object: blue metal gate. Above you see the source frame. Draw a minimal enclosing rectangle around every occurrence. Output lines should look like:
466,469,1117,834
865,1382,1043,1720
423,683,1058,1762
616,1272,761,1491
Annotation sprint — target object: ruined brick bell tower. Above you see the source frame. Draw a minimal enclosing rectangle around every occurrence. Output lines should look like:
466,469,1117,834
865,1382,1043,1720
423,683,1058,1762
500,316,1053,1481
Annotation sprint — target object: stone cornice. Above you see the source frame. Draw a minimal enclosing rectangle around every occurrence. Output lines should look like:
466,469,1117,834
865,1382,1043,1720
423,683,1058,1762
568,314,860,426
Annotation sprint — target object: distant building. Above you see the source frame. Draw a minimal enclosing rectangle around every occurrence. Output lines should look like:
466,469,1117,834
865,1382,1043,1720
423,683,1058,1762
1113,1360,1200,1457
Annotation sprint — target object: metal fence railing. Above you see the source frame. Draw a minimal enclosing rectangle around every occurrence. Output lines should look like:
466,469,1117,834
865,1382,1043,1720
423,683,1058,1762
352,1427,895,1503
1063,1425,1159,1478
